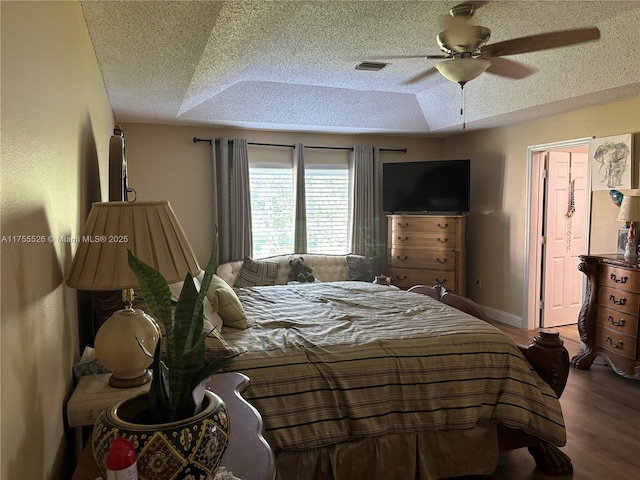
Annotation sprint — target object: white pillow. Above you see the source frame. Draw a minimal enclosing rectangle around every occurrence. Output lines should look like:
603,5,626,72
168,278,223,332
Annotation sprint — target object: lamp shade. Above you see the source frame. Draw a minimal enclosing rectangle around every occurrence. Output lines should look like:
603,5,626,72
67,201,200,290
436,57,491,85
617,195,640,223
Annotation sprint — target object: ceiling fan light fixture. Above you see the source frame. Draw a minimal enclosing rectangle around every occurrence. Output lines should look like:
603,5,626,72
436,57,491,86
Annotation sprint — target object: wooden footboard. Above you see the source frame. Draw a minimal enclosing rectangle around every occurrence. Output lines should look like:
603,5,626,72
410,285,573,476
498,329,572,475
517,329,570,398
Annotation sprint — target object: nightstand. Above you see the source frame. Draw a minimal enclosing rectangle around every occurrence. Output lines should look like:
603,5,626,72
68,372,275,480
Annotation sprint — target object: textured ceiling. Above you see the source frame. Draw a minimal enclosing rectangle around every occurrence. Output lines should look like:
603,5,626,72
81,1,640,137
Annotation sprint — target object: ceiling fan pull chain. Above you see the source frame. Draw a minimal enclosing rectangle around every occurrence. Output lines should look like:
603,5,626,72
460,85,466,129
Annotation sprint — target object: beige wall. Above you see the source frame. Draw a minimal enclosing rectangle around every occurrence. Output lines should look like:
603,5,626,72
1,2,114,479
443,97,640,321
121,123,445,264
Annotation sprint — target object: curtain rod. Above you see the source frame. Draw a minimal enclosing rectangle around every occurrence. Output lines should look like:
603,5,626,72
192,137,407,153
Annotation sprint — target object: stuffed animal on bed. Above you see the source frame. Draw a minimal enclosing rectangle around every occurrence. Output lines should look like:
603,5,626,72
288,257,315,283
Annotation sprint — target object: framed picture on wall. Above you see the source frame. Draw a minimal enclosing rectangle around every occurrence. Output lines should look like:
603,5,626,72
590,133,633,191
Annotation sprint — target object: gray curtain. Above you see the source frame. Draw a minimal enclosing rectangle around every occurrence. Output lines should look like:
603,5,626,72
349,145,382,257
211,138,252,263
293,143,307,253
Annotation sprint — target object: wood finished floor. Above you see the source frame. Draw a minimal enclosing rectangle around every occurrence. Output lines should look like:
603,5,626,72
459,323,640,480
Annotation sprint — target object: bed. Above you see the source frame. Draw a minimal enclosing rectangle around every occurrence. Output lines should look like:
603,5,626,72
206,278,572,480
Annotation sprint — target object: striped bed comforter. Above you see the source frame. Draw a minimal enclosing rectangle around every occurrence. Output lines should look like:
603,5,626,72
221,281,566,451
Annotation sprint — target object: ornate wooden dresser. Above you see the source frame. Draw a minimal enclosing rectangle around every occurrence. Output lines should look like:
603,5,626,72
573,255,640,379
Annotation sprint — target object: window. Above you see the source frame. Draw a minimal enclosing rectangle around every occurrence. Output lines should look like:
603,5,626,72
250,166,294,258
305,167,349,254
249,164,350,258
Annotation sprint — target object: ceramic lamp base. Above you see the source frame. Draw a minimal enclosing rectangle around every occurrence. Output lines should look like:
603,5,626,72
109,370,153,388
94,307,160,389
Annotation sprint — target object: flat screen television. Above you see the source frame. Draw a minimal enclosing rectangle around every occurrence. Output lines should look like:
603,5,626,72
382,159,470,213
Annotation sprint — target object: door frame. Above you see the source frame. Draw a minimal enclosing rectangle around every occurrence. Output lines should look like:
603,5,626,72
524,137,593,330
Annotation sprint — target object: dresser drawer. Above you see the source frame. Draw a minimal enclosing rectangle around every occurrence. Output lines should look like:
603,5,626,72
595,307,639,337
598,266,640,293
389,267,455,290
596,286,640,315
389,248,454,270
391,217,456,234
390,232,457,249
595,326,637,360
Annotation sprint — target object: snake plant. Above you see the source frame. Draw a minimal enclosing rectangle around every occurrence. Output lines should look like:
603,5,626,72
127,235,234,423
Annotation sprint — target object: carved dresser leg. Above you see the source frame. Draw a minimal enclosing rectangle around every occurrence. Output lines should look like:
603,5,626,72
572,256,598,370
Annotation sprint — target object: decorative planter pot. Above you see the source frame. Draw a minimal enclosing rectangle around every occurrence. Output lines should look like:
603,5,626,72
93,390,229,480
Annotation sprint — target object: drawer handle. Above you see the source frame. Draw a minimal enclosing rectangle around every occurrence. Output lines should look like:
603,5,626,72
608,295,627,306
437,223,449,229
396,255,408,261
436,258,447,264
435,278,447,284
397,222,409,228
437,237,448,243
606,336,624,349
607,315,626,327
397,236,409,241
610,273,628,284
394,275,408,280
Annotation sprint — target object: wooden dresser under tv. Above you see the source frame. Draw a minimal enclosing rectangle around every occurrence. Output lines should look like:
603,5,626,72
387,214,466,295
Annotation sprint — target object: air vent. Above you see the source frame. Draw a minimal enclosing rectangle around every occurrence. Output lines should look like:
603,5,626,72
355,62,388,71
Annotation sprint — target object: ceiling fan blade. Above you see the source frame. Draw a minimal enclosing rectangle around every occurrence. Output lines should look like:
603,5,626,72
402,67,439,85
359,54,446,60
480,27,600,57
485,57,535,79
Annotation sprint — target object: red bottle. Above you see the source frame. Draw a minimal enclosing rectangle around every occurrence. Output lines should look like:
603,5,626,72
105,437,138,480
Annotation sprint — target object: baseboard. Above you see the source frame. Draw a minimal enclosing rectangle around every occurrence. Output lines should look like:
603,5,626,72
480,304,524,329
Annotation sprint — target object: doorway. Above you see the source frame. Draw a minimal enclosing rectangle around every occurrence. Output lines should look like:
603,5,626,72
525,138,592,330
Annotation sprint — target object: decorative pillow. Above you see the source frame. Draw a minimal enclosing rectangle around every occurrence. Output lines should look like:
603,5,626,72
206,274,249,329
346,255,383,282
168,278,223,331
234,257,279,288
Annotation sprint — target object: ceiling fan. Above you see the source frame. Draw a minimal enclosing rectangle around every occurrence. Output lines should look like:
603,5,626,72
379,1,600,87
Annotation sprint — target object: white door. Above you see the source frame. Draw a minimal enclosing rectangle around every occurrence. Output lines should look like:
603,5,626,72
541,151,588,327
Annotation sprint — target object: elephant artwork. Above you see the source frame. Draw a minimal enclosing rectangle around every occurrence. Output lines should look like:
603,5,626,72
590,134,633,190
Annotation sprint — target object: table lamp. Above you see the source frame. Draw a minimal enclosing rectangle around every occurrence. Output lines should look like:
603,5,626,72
617,195,640,260
67,201,200,387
